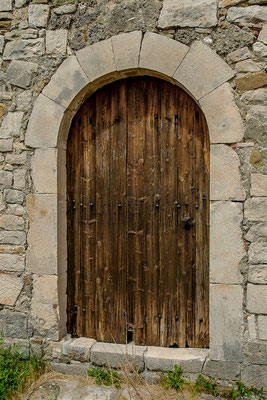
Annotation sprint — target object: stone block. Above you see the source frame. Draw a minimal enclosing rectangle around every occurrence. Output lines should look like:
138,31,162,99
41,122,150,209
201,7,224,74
174,41,235,100
0,112,23,139
259,24,267,44
3,38,45,60
4,189,24,204
28,4,50,28
51,362,92,376
139,32,188,77
241,365,267,392
42,56,88,110
54,4,76,15
227,47,251,63
0,139,13,152
210,145,245,201
0,35,4,53
13,169,27,190
158,0,217,29
0,170,12,188
6,60,37,89
235,60,260,73
236,72,267,92
247,315,257,341
253,41,267,58
251,174,267,196
246,342,267,364
63,338,96,361
210,285,243,362
76,39,116,83
15,0,28,7
227,6,267,24
0,215,24,231
248,264,267,284
258,316,267,340
6,152,27,165
46,29,67,55
0,253,24,272
219,0,245,6
0,231,26,245
91,342,146,371
0,310,27,339
0,273,23,305
247,284,267,313
112,31,142,71
202,360,240,380
0,0,12,12
6,204,26,216
245,222,267,242
210,201,244,284
248,242,267,264
245,198,267,222
31,148,57,194
246,105,267,145
26,194,57,275
31,274,59,340
200,83,243,144
144,347,208,373
25,94,65,148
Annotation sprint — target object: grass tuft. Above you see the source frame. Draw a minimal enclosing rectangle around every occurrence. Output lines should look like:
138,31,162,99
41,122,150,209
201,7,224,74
0,334,45,400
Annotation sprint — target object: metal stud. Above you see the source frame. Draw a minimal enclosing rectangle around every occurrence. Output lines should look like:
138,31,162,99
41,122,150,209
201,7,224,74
115,116,119,122
154,114,158,119
90,202,94,207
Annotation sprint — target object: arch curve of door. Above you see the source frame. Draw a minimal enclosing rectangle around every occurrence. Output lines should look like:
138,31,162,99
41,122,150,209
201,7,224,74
26,32,245,361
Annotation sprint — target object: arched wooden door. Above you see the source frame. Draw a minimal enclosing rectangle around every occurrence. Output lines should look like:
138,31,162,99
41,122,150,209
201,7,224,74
67,76,209,348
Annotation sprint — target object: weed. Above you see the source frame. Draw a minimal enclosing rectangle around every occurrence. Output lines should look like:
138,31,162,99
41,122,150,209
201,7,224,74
162,364,185,391
0,334,45,400
87,366,122,388
225,380,265,400
195,374,219,396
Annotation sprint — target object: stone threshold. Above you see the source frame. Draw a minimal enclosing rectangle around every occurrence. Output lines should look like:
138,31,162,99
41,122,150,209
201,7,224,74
49,336,209,374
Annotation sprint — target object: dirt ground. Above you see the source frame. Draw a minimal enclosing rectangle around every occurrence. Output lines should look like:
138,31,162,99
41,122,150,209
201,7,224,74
19,372,218,400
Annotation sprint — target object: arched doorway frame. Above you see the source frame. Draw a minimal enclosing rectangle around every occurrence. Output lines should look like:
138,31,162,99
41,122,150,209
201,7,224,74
26,31,245,363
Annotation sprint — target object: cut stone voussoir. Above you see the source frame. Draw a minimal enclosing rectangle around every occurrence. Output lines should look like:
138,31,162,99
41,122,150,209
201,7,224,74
174,41,235,100
139,32,189,77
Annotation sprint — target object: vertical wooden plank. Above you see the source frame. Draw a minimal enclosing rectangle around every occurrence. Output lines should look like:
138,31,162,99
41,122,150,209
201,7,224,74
67,108,82,337
109,80,127,343
81,97,97,338
142,78,161,346
158,81,178,347
174,89,188,348
195,108,210,347
94,86,111,341
127,77,146,345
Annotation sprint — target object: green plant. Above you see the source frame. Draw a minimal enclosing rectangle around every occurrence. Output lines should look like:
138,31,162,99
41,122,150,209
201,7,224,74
162,364,185,391
0,334,45,400
225,380,264,400
87,366,122,388
195,374,219,396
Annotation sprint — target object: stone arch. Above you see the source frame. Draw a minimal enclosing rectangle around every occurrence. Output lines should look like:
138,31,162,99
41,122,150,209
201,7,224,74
26,32,245,362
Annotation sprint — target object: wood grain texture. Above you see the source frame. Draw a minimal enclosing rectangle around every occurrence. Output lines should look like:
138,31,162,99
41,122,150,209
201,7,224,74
67,76,210,347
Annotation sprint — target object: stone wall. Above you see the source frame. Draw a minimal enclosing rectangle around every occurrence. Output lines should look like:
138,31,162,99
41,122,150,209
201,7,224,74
0,0,266,391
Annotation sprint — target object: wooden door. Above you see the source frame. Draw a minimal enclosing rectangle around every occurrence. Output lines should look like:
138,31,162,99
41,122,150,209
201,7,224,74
67,76,209,348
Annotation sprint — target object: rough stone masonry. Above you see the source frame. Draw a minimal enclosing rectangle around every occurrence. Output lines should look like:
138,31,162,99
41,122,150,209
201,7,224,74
0,0,266,391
